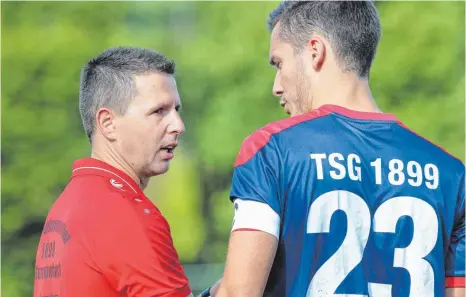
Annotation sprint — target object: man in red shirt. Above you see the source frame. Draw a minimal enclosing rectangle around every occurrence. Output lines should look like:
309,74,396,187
34,47,192,297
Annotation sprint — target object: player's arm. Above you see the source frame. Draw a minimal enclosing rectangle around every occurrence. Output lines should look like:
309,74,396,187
445,177,465,294
446,288,465,297
215,231,278,297
214,129,282,297
91,194,192,297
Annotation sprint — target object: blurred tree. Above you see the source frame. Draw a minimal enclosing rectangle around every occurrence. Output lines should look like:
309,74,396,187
372,1,465,159
2,1,464,296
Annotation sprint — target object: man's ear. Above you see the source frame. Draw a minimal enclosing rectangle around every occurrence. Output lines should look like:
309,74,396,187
95,108,117,141
308,34,326,71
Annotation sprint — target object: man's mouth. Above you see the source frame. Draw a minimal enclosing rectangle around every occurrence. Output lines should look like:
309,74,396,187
161,143,177,154
280,101,290,115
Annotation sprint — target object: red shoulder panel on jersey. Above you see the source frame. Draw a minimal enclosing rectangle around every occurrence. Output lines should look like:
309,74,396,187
445,276,465,287
234,107,333,167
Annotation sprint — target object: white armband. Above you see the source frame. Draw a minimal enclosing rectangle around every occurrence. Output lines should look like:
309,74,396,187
231,199,280,239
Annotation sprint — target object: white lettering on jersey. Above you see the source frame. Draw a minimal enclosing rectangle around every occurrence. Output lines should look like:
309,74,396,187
306,190,438,297
347,153,362,181
310,153,326,180
231,199,280,239
328,153,346,180
310,154,439,189
310,153,362,182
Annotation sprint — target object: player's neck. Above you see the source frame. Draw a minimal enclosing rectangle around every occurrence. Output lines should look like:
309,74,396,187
313,72,381,114
90,140,148,191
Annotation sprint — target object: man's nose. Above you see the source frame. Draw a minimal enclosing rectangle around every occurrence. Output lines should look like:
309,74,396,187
273,71,283,97
168,111,185,135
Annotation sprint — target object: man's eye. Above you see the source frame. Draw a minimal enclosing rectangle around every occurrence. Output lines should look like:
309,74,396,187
154,108,164,114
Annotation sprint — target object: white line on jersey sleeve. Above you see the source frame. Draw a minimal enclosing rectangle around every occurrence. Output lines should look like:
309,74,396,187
231,199,280,240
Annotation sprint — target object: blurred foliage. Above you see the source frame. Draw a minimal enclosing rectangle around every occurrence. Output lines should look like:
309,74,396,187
2,1,464,296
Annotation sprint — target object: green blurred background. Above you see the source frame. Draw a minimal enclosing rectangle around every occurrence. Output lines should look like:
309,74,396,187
2,1,465,296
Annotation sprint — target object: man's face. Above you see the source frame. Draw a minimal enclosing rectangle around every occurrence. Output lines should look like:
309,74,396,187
269,23,313,117
115,72,185,179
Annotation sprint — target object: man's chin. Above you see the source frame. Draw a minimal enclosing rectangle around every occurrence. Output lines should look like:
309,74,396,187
144,162,170,177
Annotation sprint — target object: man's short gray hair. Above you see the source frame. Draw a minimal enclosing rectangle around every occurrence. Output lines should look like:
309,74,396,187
79,47,175,142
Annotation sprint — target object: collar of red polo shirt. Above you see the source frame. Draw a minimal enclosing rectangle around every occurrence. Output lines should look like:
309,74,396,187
72,158,144,196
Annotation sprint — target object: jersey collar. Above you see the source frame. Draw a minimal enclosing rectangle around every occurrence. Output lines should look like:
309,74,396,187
72,158,144,196
319,104,399,122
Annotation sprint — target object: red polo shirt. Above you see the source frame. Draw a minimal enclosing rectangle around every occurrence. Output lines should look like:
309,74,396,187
34,158,192,297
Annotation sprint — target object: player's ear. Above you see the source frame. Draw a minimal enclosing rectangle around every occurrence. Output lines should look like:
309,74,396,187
308,34,326,71
95,107,117,141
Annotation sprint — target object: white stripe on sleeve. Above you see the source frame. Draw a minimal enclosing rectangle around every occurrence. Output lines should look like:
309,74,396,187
231,199,280,239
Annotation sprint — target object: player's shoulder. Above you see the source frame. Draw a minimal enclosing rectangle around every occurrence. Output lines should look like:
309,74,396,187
68,176,170,237
70,170,138,199
396,122,464,173
63,174,144,224
235,109,329,167
259,108,331,140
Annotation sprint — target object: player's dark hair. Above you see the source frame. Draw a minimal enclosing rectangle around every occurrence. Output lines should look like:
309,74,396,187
79,47,175,142
267,1,381,78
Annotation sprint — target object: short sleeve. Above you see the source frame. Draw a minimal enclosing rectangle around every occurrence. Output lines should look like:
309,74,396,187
89,195,191,297
229,130,282,238
445,179,465,287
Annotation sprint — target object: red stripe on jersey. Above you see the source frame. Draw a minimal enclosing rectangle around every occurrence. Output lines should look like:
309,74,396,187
234,107,333,167
446,277,466,287
233,104,403,167
322,104,398,121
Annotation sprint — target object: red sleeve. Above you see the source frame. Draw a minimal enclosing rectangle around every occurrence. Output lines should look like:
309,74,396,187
89,194,191,297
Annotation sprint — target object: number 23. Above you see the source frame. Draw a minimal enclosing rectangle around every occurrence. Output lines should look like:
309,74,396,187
306,190,438,297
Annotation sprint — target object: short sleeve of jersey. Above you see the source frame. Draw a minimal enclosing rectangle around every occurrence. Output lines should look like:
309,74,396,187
90,194,191,297
445,175,465,287
230,130,282,238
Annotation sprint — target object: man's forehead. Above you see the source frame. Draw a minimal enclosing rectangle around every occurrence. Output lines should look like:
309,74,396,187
134,73,180,102
269,26,280,59
135,72,174,88
271,22,281,41
132,73,180,104
270,23,290,53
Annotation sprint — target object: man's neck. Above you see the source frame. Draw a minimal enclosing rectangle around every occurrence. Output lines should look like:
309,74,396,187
90,143,147,190
313,72,381,114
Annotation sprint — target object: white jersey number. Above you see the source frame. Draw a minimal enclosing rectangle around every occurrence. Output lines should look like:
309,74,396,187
306,190,438,297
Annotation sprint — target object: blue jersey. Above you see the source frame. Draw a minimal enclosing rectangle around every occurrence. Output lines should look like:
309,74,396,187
230,104,465,297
